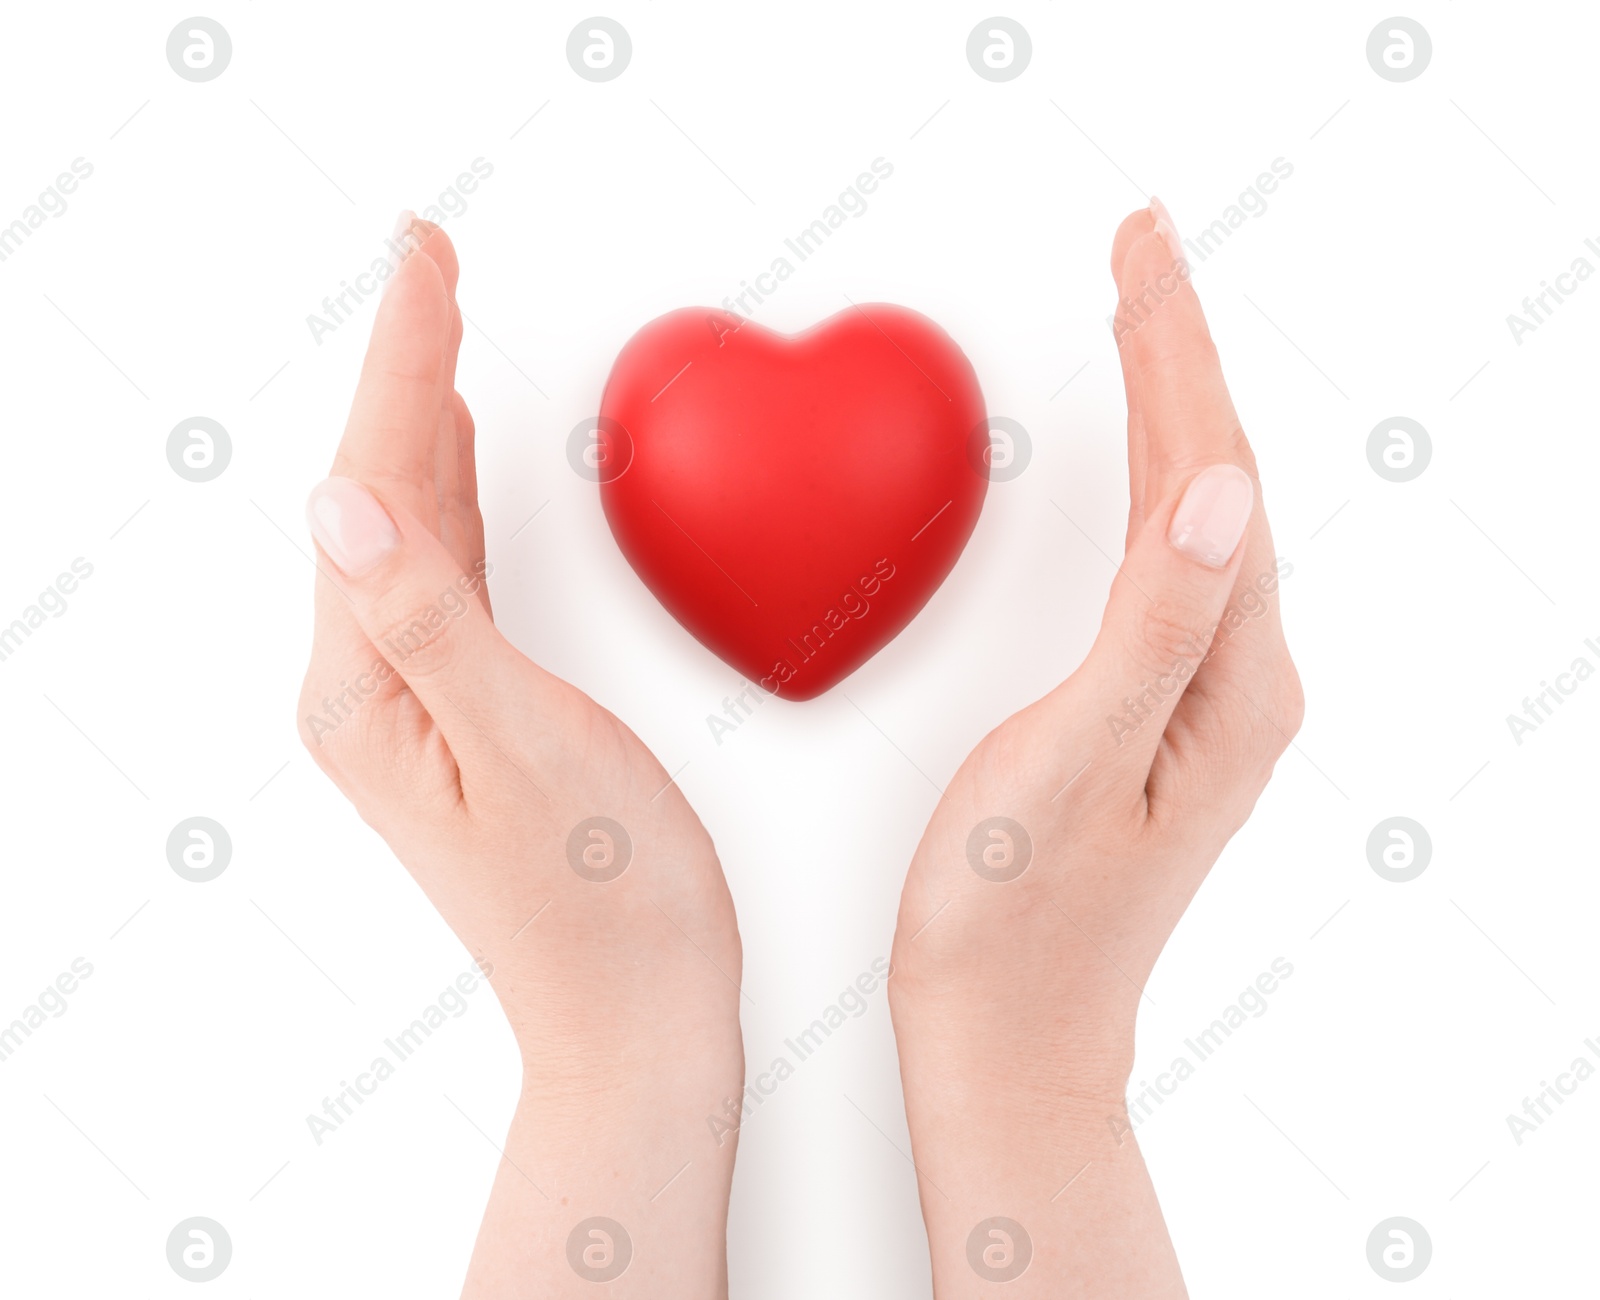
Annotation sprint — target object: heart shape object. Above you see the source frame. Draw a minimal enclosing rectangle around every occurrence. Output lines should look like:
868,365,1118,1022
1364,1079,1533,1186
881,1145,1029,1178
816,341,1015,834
597,304,988,700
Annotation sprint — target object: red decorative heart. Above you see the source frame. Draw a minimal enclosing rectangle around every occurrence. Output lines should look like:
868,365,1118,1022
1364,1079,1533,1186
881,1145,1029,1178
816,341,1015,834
597,304,988,700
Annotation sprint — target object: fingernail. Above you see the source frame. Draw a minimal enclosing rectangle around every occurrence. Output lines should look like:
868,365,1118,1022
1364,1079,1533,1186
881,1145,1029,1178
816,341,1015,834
390,208,419,252
1148,195,1185,265
385,209,420,286
306,476,400,576
1168,464,1254,568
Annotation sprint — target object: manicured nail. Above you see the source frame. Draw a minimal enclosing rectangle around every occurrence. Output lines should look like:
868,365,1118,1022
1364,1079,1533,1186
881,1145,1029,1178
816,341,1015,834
1148,195,1185,264
391,208,419,251
306,476,399,576
1168,464,1254,568
385,209,420,286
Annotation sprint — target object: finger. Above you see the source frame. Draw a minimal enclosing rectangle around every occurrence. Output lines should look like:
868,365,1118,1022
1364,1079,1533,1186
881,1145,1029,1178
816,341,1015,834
1109,206,1158,541
404,212,460,301
303,218,479,798
304,475,549,757
1150,526,1301,819
1148,479,1301,811
433,311,463,526
1119,202,1292,650
452,392,480,520
1109,203,1156,286
406,219,470,563
449,391,492,614
331,231,454,526
435,384,467,565
409,219,471,562
1047,463,1257,787
1115,203,1289,636
1102,203,1301,805
399,213,463,405
1115,212,1253,509
435,385,490,601
412,220,480,596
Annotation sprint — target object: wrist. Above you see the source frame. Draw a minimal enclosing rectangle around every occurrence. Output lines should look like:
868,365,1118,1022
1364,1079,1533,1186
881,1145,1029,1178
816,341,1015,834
888,949,1138,1097
462,1095,734,1299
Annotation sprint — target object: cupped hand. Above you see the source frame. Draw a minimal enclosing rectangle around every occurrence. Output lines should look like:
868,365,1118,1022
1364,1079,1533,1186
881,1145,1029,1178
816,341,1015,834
887,202,1303,1298
296,218,742,1299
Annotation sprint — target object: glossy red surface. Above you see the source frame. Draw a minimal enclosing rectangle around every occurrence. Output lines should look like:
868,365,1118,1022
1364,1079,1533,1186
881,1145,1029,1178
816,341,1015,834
599,304,988,700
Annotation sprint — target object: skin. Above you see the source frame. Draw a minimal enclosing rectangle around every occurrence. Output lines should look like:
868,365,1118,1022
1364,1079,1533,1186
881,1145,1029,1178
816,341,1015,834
297,223,743,1298
299,206,1300,1297
887,208,1303,1296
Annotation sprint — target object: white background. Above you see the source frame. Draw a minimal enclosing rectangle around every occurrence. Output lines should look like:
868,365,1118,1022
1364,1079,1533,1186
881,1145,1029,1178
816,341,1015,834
1,2,1596,1296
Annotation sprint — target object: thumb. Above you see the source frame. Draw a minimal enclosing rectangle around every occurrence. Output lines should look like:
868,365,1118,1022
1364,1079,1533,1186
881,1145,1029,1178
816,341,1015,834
304,475,535,751
1063,463,1256,778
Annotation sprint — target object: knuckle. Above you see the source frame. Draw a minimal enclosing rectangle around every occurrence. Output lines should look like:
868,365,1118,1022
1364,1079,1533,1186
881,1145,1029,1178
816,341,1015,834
297,660,395,766
1216,426,1258,476
1266,661,1306,746
1136,325,1219,378
452,391,475,440
1234,662,1304,771
968,713,1036,793
297,677,348,767
365,703,457,793
304,683,459,810
1128,596,1209,678
371,596,470,681
1168,436,1259,485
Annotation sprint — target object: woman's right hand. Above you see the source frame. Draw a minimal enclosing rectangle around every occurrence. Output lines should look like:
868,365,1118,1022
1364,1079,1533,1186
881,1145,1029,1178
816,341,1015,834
887,201,1303,1298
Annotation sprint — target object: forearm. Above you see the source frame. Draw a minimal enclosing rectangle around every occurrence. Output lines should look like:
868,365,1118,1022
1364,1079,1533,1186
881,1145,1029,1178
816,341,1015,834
458,943,744,1299
910,1098,1183,1299
891,968,1185,1300
461,1080,738,1298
